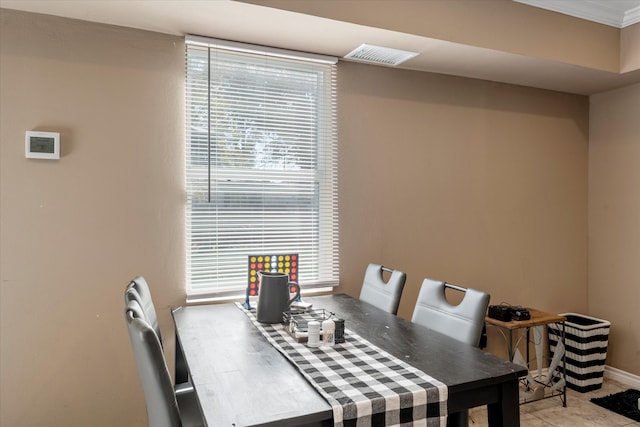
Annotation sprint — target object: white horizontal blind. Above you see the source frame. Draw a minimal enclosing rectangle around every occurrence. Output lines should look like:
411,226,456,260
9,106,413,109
185,38,339,298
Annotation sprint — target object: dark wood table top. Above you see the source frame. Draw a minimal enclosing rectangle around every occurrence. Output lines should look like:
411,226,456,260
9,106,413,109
172,293,527,426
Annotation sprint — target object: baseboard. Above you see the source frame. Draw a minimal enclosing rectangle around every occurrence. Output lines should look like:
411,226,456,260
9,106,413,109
604,366,640,389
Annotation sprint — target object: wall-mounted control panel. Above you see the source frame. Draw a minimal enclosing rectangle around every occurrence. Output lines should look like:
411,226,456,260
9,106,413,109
25,131,60,159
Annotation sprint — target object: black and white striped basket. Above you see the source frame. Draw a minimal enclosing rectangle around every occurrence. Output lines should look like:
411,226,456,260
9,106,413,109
548,313,610,393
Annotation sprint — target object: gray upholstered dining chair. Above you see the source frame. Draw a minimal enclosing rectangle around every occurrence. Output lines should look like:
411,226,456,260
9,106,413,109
359,263,407,315
411,278,490,427
125,299,204,427
125,276,190,386
411,278,490,347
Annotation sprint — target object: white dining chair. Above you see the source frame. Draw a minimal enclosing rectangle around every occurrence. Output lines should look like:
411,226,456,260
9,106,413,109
412,278,490,427
125,299,204,427
125,276,190,387
359,263,407,315
411,278,490,347
125,276,162,339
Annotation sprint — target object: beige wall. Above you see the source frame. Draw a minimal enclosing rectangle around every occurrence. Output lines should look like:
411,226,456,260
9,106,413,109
588,82,640,375
1,7,634,427
0,10,185,427
336,62,589,352
621,23,640,73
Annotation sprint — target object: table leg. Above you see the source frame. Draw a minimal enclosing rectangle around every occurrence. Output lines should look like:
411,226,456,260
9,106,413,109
562,321,567,407
446,410,468,427
508,330,514,361
487,379,520,427
175,331,189,384
526,327,530,367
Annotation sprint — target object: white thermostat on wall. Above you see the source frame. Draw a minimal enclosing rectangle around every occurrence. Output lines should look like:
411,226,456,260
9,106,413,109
25,131,60,159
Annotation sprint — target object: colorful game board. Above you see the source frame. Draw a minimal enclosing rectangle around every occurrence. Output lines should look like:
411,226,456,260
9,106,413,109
244,253,299,309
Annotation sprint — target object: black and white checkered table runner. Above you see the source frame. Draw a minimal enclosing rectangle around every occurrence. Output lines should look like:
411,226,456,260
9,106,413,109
237,304,448,427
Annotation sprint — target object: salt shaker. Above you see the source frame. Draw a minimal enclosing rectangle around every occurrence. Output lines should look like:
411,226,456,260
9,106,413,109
322,318,335,347
307,321,321,347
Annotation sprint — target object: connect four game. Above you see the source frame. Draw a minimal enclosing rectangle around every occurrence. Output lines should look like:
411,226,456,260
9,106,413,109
245,253,299,309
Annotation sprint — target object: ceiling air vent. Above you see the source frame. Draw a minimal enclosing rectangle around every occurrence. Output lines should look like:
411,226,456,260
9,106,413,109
343,43,419,66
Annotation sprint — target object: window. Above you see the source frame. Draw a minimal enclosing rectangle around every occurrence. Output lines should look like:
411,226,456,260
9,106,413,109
185,36,339,298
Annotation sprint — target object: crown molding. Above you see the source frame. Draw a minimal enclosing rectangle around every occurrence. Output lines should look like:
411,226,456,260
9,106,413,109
624,5,640,27
515,0,640,28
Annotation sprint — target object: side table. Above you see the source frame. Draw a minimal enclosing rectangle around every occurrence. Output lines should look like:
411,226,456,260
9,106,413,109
486,308,567,406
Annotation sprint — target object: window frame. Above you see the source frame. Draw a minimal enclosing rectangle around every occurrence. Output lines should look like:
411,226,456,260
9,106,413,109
184,36,339,300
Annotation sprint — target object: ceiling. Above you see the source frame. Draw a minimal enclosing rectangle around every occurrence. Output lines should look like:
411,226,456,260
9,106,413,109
2,0,640,95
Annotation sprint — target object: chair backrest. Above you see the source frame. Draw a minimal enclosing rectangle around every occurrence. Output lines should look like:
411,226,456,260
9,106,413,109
125,276,162,342
411,278,490,347
359,263,407,315
125,300,182,427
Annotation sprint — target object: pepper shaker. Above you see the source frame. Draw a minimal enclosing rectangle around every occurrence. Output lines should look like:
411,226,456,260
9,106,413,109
334,318,345,343
322,318,335,347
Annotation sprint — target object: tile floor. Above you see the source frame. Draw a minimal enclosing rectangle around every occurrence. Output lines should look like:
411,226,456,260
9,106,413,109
468,378,640,426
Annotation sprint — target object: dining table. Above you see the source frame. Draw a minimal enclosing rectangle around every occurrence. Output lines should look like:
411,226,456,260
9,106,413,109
171,293,527,426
